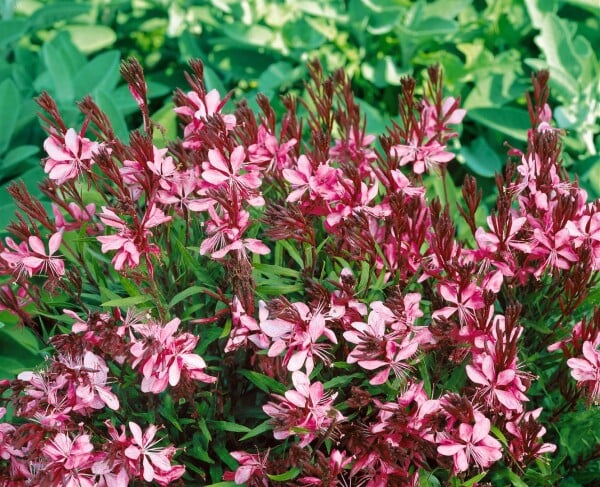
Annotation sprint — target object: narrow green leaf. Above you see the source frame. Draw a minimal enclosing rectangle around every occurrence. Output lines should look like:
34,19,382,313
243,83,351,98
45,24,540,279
267,467,301,482
101,295,152,308
239,420,271,441
209,421,251,433
238,370,286,394
168,286,211,308
254,263,301,279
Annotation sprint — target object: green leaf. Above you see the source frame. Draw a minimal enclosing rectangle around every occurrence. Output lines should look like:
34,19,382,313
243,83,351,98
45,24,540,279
461,137,503,178
209,421,251,433
322,373,363,390
1,145,39,169
204,65,227,95
28,2,91,30
168,286,211,308
0,19,28,48
0,78,20,153
62,25,117,54
238,370,286,394
490,425,509,448
42,31,86,103
152,102,178,145
254,263,301,279
267,467,301,482
95,90,129,140
239,420,271,441
467,107,530,142
74,50,121,98
463,471,488,487
258,61,294,94
101,295,152,308
221,24,274,48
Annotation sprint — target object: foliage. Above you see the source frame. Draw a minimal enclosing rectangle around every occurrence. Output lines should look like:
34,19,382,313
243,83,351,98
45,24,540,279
0,57,598,485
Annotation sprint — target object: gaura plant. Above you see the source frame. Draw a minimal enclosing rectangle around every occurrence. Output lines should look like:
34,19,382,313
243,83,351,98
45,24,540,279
0,58,598,486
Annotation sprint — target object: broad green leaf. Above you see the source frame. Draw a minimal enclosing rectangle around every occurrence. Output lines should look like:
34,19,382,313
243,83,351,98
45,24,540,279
0,19,28,47
0,78,19,153
221,23,274,47
467,107,530,142
42,31,86,103
74,50,121,98
152,102,178,145
101,295,152,308
355,98,387,135
204,65,227,95
28,2,91,29
258,61,294,94
282,18,326,51
95,90,129,141
1,145,39,169
62,25,117,54
461,137,503,178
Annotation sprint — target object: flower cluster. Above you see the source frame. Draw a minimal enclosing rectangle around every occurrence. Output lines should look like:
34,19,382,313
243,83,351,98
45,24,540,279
0,60,597,486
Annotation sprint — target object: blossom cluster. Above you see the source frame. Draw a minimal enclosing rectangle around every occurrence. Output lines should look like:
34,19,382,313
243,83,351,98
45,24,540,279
0,60,597,485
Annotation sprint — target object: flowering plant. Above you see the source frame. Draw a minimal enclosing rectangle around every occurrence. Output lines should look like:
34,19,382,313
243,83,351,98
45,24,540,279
0,59,598,486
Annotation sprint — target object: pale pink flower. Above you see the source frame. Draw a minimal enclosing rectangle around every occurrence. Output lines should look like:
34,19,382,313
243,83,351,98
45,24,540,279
567,341,600,404
202,146,262,195
43,128,100,184
15,232,65,277
124,422,185,484
437,413,503,473
225,450,269,486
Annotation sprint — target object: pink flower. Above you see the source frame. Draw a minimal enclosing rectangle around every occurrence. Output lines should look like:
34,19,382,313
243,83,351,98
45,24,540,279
202,146,263,195
175,88,236,148
124,422,185,484
437,413,503,473
97,204,171,272
433,281,485,325
225,450,269,486
466,353,528,412
43,128,100,184
263,371,343,447
567,341,600,404
43,432,94,471
283,155,343,203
